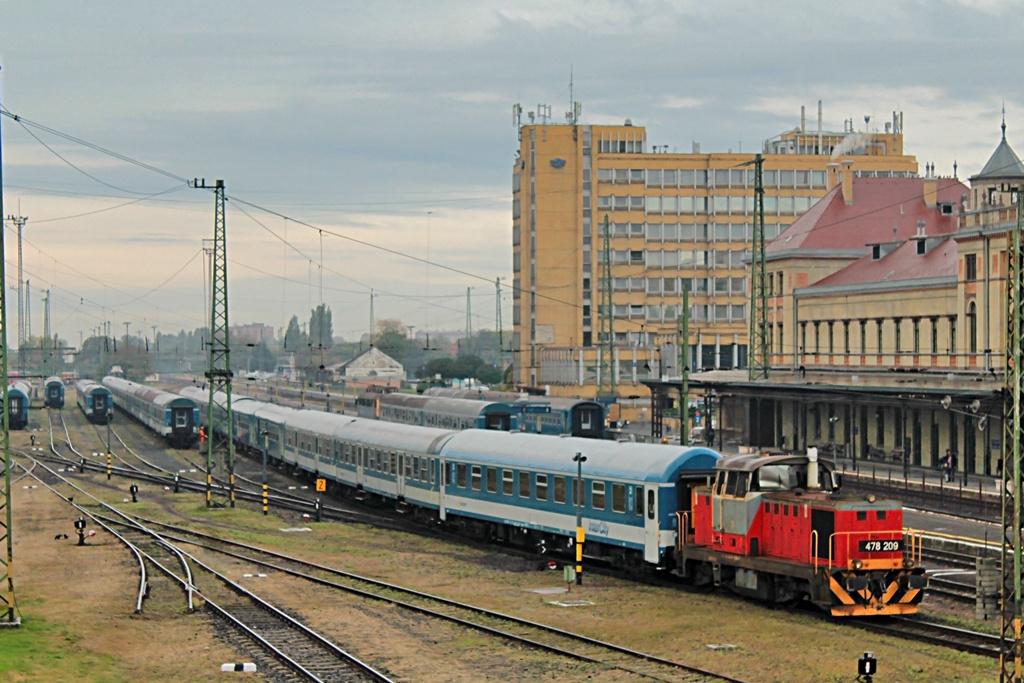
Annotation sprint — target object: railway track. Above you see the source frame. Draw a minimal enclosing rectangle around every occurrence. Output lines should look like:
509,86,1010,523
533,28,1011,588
24,457,393,683
116,515,748,683
856,616,1001,659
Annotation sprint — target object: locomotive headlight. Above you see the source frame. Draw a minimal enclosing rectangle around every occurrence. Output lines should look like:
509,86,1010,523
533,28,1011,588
865,494,876,503
904,559,915,568
852,559,863,570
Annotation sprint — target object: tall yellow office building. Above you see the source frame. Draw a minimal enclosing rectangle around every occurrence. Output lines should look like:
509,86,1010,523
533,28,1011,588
511,104,919,398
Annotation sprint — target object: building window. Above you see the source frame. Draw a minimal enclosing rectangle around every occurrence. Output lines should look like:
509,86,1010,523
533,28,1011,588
894,319,902,353
813,322,820,353
949,316,957,354
876,319,884,353
930,317,939,354
828,322,835,354
967,302,977,353
913,319,920,354
800,322,807,355
966,253,978,282
875,409,885,447
860,320,867,353
843,320,850,354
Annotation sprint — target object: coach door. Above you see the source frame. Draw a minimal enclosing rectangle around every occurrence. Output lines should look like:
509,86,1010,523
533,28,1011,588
437,458,447,521
643,486,660,563
396,453,406,499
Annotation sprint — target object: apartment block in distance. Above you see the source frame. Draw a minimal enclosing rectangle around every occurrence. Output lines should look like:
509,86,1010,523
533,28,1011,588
511,101,919,399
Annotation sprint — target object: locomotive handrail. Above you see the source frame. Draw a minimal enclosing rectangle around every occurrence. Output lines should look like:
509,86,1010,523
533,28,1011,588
902,528,924,564
810,530,819,571
676,511,691,550
828,529,906,571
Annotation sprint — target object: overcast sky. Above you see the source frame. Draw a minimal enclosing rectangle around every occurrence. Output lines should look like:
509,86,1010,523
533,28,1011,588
0,0,1020,349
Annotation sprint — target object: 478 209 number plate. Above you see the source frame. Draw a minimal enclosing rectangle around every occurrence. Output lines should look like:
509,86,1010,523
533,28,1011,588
858,539,904,552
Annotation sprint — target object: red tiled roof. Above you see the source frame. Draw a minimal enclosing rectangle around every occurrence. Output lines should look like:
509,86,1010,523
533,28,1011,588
768,177,967,253
808,238,957,290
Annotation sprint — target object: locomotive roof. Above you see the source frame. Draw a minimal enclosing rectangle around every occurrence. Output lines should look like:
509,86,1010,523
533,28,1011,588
424,387,601,410
715,453,836,472
439,430,719,482
45,376,63,386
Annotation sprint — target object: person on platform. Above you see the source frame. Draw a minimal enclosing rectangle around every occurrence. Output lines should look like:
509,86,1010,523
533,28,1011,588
942,449,954,482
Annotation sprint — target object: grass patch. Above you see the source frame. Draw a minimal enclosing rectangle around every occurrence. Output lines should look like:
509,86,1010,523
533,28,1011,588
0,617,125,682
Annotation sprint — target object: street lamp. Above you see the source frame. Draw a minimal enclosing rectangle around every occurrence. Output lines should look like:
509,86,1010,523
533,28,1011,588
573,452,587,586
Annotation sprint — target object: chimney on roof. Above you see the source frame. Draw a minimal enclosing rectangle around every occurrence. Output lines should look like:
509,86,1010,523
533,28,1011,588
840,159,854,204
826,162,840,190
923,174,937,208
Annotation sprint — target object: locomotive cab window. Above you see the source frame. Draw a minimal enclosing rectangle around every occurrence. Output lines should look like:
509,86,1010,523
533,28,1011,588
723,472,749,498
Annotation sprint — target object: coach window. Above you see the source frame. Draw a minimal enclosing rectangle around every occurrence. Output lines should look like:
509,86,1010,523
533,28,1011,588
486,468,498,493
471,466,482,491
536,474,549,501
612,483,626,513
518,471,530,497
391,453,398,475
647,489,655,520
405,455,413,478
554,476,567,504
456,463,467,488
431,460,436,485
635,486,644,515
502,470,514,495
592,482,606,510
412,456,419,478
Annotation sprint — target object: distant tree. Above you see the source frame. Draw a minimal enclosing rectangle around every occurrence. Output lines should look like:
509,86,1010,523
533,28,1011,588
375,328,409,365
283,316,305,352
252,342,276,372
308,304,333,350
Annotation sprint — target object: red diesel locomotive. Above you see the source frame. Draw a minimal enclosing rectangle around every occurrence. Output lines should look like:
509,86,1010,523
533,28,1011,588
676,449,926,616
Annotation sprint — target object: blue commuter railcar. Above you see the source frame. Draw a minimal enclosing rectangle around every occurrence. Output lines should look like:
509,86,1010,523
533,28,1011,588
44,376,65,409
5,380,31,430
103,377,199,448
76,380,113,425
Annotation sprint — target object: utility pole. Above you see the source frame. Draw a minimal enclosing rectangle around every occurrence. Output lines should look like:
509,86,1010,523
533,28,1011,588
495,277,503,353
748,153,770,381
465,287,472,356
1001,183,1024,682
193,179,235,508
5,214,26,353
0,67,20,626
598,215,615,400
369,289,375,346
42,291,50,377
677,285,690,445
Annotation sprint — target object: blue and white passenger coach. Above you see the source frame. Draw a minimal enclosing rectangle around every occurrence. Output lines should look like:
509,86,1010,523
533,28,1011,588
437,432,720,566
76,379,113,425
44,376,65,409
103,376,199,448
